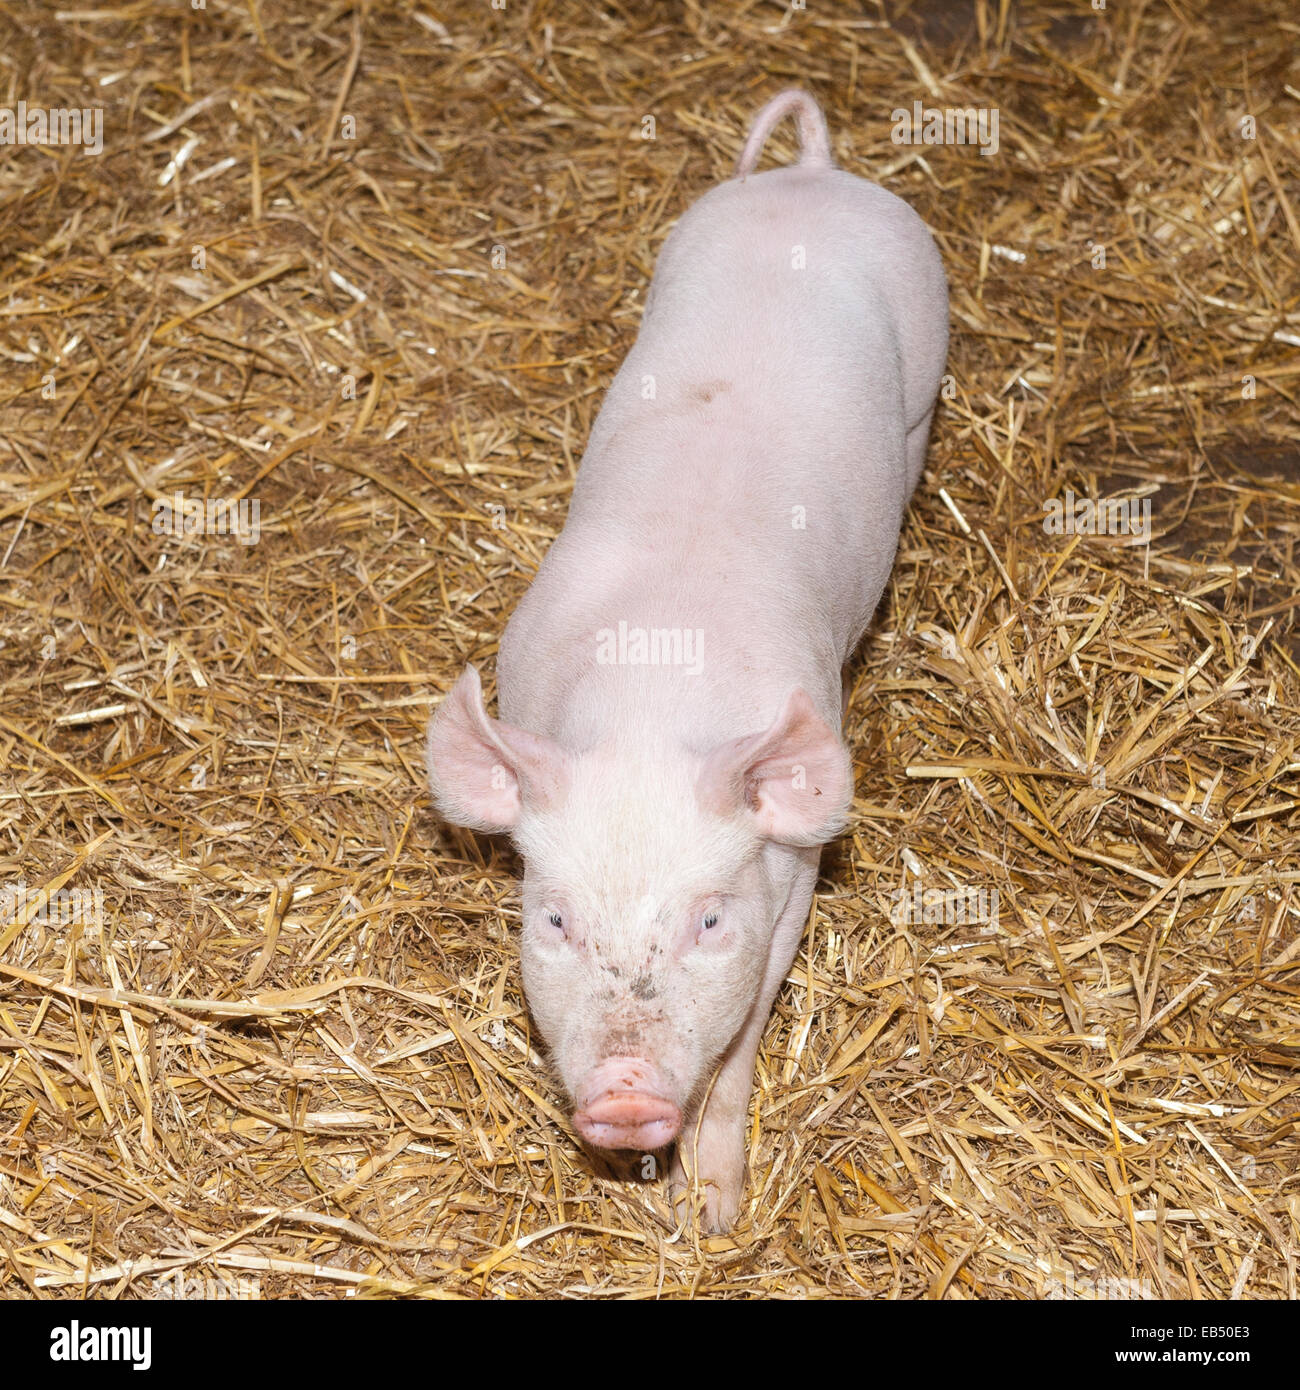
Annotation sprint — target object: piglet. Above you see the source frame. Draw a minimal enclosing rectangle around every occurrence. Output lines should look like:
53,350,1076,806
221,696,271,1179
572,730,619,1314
427,89,948,1231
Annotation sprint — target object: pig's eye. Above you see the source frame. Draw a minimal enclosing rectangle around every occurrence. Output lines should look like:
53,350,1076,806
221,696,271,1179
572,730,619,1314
702,911,719,930
548,911,564,931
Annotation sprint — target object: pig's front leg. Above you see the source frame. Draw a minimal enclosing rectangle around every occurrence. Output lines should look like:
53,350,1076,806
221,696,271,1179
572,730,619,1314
670,851,820,1232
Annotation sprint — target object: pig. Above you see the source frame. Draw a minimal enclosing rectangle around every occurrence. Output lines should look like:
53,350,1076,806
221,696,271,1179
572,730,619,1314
426,88,948,1231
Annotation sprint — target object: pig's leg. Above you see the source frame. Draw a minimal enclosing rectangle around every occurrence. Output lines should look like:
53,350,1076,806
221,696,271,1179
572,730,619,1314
670,852,820,1232
905,406,936,492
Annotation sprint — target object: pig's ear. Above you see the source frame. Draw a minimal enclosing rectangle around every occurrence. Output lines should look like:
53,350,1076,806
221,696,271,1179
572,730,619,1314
697,689,853,847
426,666,568,834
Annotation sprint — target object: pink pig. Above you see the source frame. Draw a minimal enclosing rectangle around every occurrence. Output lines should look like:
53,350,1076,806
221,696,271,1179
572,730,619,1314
427,89,948,1230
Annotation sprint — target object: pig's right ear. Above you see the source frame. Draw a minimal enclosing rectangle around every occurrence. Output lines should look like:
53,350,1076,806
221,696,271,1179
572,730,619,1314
425,666,568,834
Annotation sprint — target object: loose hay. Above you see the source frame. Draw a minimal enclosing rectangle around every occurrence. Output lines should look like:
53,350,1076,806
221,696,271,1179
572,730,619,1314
0,0,1297,1299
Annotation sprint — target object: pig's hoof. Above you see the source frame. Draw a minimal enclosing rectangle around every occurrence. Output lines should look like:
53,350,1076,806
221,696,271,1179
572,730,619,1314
668,1151,743,1234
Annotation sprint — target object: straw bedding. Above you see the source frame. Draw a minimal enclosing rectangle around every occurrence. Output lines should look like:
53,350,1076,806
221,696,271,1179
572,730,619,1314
0,0,1297,1298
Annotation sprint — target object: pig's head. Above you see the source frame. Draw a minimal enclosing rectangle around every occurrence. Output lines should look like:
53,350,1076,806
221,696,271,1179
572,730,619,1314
426,666,852,1152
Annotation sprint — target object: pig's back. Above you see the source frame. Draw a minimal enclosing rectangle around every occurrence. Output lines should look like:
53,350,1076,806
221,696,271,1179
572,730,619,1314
636,166,947,438
498,167,946,744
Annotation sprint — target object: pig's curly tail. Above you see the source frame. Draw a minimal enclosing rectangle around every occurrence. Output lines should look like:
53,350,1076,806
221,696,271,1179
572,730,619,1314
735,88,832,177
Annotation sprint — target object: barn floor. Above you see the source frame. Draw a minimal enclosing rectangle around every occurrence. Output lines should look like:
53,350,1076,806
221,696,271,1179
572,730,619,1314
1,1,1297,1298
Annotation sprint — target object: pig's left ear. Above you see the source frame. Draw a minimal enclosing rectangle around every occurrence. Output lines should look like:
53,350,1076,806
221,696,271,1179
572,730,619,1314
697,690,853,847
426,665,569,834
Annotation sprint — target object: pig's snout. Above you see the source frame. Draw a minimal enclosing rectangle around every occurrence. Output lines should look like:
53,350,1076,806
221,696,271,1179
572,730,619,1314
572,1057,681,1151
